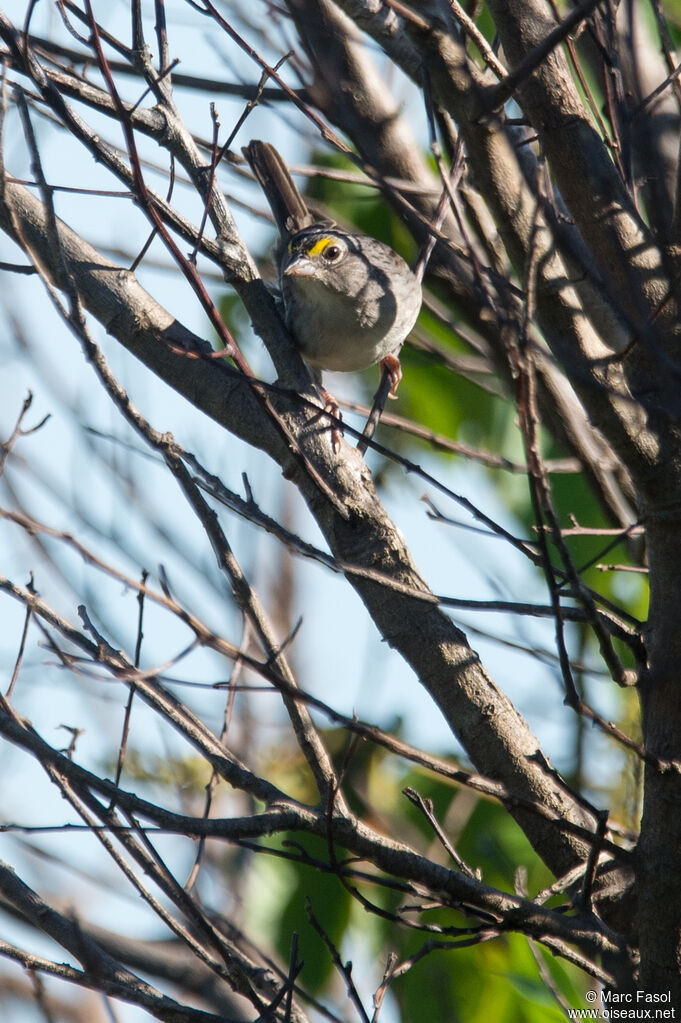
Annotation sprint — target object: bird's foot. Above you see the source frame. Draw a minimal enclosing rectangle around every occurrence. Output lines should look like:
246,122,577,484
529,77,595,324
380,353,402,398
319,386,343,454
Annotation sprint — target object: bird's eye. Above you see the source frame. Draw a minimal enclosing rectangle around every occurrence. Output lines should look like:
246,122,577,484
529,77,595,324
322,244,342,262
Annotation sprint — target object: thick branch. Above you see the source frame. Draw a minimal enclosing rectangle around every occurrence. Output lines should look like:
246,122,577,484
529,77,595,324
485,0,681,502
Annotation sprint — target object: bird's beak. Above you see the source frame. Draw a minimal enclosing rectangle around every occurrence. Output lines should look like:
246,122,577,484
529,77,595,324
283,254,316,278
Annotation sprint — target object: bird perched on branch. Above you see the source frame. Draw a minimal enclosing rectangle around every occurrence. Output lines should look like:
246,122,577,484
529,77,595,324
243,140,422,451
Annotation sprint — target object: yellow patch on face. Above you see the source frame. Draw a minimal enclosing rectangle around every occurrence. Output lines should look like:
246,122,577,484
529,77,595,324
305,236,335,256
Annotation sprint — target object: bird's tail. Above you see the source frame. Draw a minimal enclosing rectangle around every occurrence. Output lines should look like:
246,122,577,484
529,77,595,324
243,140,314,239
